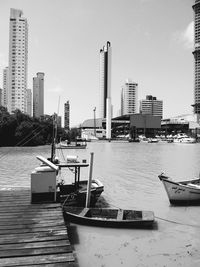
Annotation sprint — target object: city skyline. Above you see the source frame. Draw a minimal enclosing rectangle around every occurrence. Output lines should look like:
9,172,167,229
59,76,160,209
0,0,194,126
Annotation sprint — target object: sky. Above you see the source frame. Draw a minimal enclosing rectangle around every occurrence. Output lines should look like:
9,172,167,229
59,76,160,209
0,0,195,127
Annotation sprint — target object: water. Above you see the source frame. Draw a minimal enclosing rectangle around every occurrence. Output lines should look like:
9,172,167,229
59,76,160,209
1,142,200,266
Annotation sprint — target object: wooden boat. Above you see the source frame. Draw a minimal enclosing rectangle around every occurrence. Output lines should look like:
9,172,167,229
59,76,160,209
158,173,200,205
63,207,155,228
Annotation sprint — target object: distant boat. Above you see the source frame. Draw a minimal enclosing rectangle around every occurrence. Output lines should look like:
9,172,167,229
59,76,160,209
158,173,200,205
56,138,87,149
148,138,159,143
173,134,196,144
63,207,155,228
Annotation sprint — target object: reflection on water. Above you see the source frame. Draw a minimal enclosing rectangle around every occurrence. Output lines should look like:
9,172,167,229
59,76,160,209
1,142,200,266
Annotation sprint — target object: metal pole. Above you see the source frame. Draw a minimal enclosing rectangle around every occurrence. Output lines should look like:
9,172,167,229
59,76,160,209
86,152,94,208
93,107,96,137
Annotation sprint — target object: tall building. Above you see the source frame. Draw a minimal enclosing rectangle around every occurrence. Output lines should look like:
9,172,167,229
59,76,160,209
99,41,112,119
3,67,9,108
193,1,200,114
8,8,28,114
33,72,44,118
140,95,163,117
26,89,32,116
121,79,138,115
64,101,70,130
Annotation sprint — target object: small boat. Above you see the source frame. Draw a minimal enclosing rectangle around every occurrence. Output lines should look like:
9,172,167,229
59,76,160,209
148,138,159,143
158,173,200,205
35,156,104,206
173,134,196,144
56,138,87,149
63,207,155,228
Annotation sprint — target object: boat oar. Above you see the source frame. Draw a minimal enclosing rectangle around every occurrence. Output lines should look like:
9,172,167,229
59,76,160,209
86,152,94,208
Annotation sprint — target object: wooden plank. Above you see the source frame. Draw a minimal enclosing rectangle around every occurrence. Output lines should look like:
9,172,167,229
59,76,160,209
0,220,66,230
0,233,68,245
0,226,67,235
0,218,65,226
0,253,74,266
0,213,63,221
0,239,70,250
0,246,72,258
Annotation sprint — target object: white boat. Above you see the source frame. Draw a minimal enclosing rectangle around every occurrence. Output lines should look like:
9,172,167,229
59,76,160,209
173,134,196,144
158,173,200,205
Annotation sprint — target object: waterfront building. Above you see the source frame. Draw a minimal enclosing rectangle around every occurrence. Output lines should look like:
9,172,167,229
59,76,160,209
64,101,70,130
121,79,138,116
26,89,32,116
99,41,112,119
3,67,9,108
8,8,28,114
140,95,163,118
33,72,44,118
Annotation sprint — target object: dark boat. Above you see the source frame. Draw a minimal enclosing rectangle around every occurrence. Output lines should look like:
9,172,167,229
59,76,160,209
35,156,104,206
63,207,155,228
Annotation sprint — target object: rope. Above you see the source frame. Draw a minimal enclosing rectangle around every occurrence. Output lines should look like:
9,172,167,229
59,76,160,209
155,216,200,228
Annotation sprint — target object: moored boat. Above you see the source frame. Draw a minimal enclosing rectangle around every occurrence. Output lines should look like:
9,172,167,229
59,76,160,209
33,155,104,206
56,138,87,149
63,207,155,228
158,173,200,205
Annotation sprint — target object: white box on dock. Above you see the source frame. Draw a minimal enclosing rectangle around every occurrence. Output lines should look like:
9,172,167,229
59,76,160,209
31,168,57,203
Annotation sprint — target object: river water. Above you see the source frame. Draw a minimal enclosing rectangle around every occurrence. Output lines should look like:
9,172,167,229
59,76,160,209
1,141,200,266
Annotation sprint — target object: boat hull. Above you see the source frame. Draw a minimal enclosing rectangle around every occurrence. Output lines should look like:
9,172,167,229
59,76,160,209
63,207,155,228
58,179,104,206
159,174,200,205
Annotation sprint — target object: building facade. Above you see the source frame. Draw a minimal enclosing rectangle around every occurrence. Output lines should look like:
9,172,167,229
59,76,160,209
3,67,9,108
99,41,112,119
26,89,32,116
140,95,163,117
193,0,200,114
8,8,28,114
121,79,138,115
33,72,44,118
64,101,70,130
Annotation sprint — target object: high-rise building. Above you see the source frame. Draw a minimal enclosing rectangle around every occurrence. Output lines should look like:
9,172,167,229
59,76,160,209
140,95,163,117
64,101,70,130
99,41,112,119
121,79,138,115
193,1,200,114
3,67,9,108
8,8,28,114
26,89,32,116
33,72,44,118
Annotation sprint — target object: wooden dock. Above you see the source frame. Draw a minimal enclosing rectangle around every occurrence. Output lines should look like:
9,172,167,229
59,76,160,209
0,187,77,267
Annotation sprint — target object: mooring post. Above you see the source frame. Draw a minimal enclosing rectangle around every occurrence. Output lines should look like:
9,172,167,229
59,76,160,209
86,152,94,208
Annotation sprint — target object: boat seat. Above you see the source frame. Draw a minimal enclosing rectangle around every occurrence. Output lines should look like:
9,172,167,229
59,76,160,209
79,208,89,217
117,209,124,220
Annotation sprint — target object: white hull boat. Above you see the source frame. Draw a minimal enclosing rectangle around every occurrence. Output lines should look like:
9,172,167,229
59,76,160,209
158,173,200,205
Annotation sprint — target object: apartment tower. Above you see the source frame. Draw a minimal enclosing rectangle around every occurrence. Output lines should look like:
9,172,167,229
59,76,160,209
33,72,44,118
3,67,9,108
140,95,163,118
64,101,70,130
8,8,28,114
121,79,138,116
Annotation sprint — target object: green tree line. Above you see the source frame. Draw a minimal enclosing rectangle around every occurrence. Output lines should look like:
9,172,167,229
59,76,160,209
0,107,80,147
